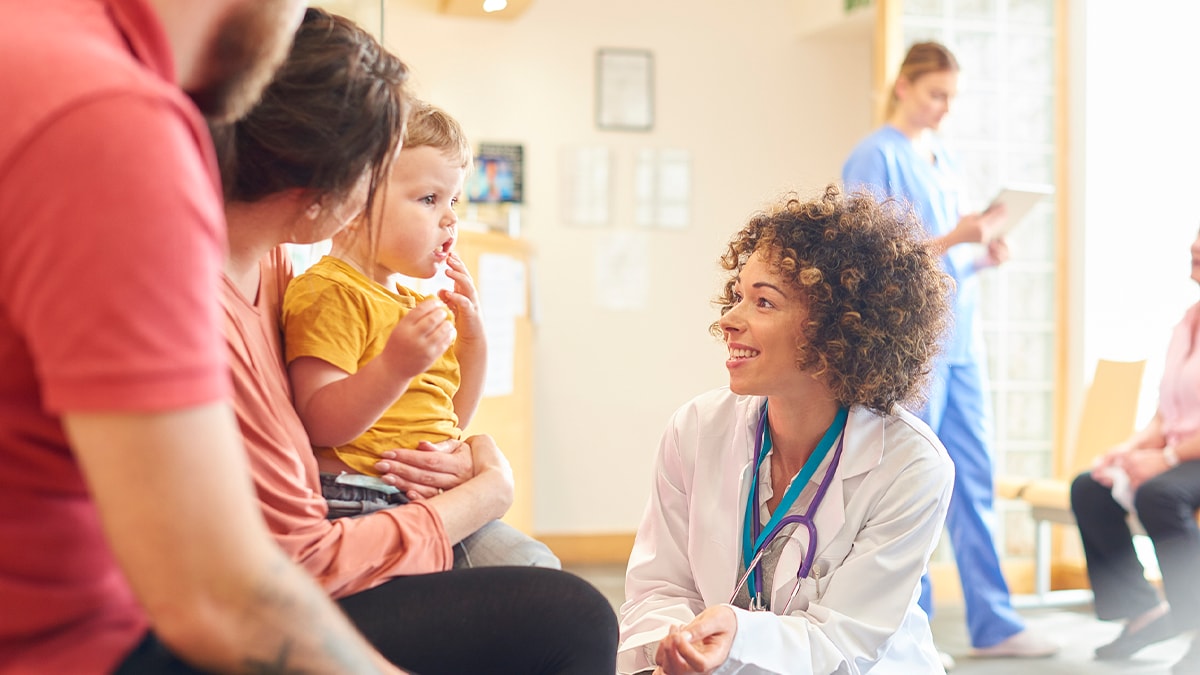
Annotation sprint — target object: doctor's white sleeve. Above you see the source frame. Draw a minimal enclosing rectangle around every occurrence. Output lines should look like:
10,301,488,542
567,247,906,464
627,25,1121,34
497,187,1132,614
617,409,705,674
716,447,954,675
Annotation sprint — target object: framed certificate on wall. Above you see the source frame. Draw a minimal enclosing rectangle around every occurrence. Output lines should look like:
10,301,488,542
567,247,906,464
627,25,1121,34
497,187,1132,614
595,48,654,132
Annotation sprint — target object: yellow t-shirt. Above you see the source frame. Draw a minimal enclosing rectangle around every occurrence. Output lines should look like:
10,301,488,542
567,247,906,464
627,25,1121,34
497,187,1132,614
281,256,461,476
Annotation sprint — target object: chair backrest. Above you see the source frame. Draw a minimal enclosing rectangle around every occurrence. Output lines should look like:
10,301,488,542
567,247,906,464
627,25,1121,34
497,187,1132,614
1063,358,1147,477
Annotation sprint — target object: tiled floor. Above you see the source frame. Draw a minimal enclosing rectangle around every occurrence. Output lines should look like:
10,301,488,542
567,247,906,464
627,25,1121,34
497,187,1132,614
565,563,1194,674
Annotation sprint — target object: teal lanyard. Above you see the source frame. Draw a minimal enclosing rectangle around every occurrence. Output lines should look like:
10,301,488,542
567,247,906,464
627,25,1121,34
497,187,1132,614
740,403,848,600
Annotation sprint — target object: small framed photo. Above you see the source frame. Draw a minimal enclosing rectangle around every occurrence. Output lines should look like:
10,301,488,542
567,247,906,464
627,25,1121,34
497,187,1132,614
595,48,654,132
467,142,524,204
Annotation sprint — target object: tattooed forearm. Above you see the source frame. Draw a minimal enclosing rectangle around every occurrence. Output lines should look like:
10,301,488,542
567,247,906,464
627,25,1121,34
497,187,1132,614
234,553,385,674
243,641,309,674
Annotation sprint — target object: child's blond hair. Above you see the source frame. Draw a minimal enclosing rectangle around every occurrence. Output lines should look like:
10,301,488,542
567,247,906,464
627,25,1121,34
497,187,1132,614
404,100,472,170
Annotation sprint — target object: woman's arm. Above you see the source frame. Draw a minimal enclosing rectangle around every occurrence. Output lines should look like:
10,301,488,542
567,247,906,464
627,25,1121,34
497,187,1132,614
1128,412,1168,450
842,144,1006,261
1093,412,1165,480
418,434,513,543
929,206,1006,256
1119,416,1197,490
256,435,509,598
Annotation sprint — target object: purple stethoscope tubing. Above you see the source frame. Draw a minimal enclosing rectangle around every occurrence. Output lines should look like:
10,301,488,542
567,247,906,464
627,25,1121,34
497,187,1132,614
743,403,847,603
756,437,844,580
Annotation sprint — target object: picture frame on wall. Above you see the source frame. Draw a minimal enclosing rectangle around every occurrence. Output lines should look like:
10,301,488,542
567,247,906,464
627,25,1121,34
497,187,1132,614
595,48,654,132
467,142,524,204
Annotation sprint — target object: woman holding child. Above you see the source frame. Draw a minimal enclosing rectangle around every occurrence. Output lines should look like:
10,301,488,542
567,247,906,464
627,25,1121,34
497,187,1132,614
212,8,616,673
618,186,956,673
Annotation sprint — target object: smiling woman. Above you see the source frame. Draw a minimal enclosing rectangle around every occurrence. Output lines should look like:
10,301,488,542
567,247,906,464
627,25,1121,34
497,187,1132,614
713,185,951,414
618,184,958,675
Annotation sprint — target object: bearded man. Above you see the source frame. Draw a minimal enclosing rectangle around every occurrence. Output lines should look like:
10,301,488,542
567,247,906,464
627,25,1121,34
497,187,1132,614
0,2,402,673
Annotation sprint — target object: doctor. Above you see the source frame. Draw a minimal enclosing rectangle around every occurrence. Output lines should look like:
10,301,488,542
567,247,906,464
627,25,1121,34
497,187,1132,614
619,185,956,674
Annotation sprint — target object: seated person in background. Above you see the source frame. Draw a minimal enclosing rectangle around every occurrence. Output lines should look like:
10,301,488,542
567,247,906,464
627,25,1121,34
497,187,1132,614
280,99,556,568
212,9,614,673
618,185,956,674
1071,227,1200,674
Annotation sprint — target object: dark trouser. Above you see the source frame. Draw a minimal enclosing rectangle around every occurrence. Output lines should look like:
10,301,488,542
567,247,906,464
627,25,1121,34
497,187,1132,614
115,566,618,674
341,567,618,674
114,634,202,674
1071,462,1200,628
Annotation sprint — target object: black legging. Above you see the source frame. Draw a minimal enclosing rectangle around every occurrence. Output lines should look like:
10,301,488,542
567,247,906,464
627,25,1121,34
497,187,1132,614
340,566,618,674
1071,461,1200,629
116,567,617,674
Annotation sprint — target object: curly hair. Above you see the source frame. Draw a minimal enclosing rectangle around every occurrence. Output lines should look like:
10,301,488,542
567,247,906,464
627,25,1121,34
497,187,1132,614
711,184,953,413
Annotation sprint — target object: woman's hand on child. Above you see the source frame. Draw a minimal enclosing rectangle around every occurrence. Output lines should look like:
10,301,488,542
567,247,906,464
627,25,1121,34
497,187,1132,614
374,439,473,499
438,252,485,342
380,298,456,379
373,434,512,506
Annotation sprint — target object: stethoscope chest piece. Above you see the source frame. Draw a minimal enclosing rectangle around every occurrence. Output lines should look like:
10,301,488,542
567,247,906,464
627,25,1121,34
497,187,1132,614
736,403,848,612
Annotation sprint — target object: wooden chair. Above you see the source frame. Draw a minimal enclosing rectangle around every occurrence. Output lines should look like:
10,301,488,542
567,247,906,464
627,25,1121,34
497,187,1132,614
1010,358,1147,608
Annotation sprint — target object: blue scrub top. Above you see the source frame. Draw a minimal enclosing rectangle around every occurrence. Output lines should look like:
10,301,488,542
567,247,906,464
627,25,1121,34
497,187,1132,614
842,125,981,364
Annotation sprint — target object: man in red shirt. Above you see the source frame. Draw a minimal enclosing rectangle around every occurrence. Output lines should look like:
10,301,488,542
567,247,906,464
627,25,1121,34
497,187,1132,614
0,1,402,672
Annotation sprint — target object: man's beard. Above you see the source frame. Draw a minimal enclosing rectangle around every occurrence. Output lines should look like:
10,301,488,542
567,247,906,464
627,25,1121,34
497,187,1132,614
187,0,303,123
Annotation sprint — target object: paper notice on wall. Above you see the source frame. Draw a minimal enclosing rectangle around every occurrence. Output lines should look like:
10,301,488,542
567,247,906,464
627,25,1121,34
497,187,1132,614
635,148,692,230
478,253,527,318
594,231,649,311
560,146,612,227
481,317,516,398
476,253,526,398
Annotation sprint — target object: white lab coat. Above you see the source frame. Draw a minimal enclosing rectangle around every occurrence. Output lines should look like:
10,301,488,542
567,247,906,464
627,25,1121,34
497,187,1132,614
619,388,953,674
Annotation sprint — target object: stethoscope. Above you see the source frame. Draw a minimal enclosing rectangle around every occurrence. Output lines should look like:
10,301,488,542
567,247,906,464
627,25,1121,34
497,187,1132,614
734,402,848,613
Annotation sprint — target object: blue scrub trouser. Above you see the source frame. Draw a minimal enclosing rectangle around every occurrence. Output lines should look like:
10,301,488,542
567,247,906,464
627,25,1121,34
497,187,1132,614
917,358,1025,648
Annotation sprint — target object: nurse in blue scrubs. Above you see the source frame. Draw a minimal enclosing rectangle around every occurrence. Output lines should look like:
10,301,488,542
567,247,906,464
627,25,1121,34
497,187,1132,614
842,41,1056,663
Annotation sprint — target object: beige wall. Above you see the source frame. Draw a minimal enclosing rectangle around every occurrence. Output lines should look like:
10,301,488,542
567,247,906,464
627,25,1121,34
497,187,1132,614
331,0,874,534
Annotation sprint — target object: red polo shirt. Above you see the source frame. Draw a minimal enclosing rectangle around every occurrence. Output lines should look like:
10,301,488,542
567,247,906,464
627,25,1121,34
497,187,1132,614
0,0,229,671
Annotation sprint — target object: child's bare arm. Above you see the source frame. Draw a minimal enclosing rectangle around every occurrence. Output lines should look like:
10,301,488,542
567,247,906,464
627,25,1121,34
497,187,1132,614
291,299,456,447
440,252,487,428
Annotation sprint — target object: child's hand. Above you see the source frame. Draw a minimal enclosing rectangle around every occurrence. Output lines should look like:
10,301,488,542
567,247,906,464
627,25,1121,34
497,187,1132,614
438,252,485,342
378,298,456,379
